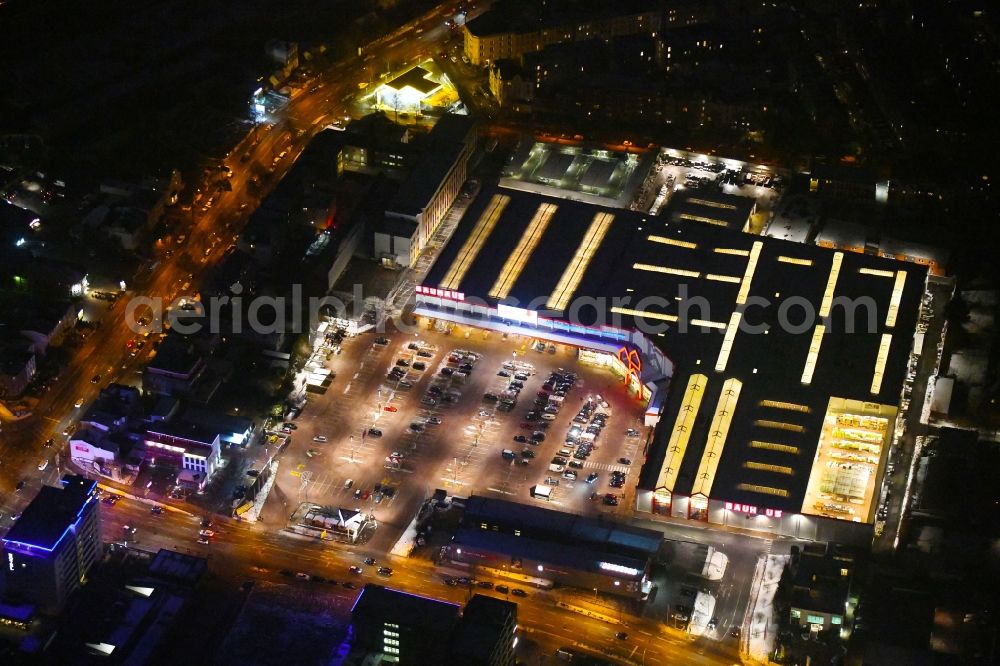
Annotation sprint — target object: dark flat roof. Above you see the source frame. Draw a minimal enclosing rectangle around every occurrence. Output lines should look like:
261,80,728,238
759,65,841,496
668,189,756,230
452,595,517,663
384,66,440,95
461,495,661,557
421,185,927,513
145,333,202,375
3,475,95,551
351,583,460,629
453,528,648,578
791,552,852,615
386,114,476,219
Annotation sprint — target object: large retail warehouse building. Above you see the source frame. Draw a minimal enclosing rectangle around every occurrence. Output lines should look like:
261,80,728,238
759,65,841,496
416,181,927,544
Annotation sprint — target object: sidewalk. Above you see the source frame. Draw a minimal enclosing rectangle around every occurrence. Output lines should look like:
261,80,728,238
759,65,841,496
742,554,788,664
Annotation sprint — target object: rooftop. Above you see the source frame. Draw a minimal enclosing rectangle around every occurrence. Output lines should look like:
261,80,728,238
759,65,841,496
145,333,203,376
668,189,757,231
383,66,440,95
791,550,853,615
386,113,476,219
351,583,460,630
2,475,96,552
451,595,517,663
420,185,927,515
453,527,649,579
146,420,219,448
146,549,208,586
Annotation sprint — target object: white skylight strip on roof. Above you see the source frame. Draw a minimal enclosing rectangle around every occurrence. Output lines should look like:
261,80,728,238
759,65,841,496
691,377,742,498
885,270,907,328
706,274,742,283
679,213,730,227
546,212,615,310
777,255,813,266
690,319,727,330
801,324,826,385
647,235,697,249
488,202,557,299
656,373,707,493
610,306,678,323
735,241,764,305
632,263,701,278
871,333,892,394
440,193,510,290
715,311,742,372
818,252,844,318
859,267,895,278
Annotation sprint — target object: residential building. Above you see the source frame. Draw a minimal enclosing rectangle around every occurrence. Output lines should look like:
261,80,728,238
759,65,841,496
488,60,534,109
80,383,142,433
463,0,669,66
1,476,101,615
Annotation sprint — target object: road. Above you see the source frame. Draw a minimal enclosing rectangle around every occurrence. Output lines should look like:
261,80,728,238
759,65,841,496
0,3,746,663
101,489,739,665
0,0,474,513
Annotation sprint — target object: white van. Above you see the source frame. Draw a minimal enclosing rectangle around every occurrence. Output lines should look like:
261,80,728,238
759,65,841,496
344,479,354,490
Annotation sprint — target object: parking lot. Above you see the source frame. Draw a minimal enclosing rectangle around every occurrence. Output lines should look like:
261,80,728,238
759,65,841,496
260,321,650,552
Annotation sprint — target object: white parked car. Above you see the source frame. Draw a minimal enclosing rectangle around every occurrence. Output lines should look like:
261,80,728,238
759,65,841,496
37,459,49,471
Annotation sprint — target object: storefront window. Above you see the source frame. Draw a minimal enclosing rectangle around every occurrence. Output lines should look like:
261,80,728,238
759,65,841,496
689,495,709,521
653,489,672,515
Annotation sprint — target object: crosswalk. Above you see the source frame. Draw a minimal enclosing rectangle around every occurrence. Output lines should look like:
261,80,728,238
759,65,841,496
583,462,631,474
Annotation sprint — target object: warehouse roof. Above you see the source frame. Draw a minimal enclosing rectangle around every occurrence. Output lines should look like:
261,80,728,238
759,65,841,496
421,185,927,515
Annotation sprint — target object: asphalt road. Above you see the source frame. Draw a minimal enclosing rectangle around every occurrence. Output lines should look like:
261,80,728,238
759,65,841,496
0,0,474,516
101,489,740,665
2,4,748,663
